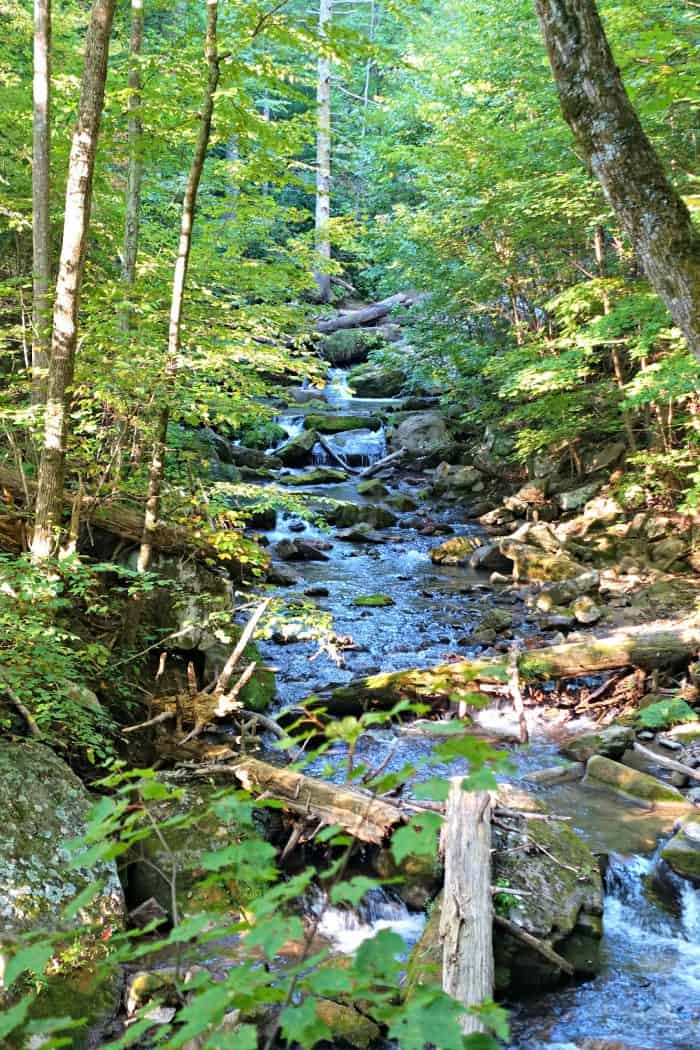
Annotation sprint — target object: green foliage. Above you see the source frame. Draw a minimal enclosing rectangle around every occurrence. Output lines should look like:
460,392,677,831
637,697,697,730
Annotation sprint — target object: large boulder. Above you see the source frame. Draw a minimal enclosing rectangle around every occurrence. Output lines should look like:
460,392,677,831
349,362,407,398
0,742,125,1045
322,501,398,530
430,535,482,565
499,539,588,582
277,429,318,466
321,328,387,366
563,725,635,763
389,411,448,455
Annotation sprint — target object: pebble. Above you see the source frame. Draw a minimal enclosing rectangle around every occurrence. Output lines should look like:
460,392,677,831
657,736,683,751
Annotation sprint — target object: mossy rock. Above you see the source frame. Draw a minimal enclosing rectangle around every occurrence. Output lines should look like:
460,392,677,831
277,467,348,485
584,755,687,805
562,725,634,763
357,478,390,499
277,429,318,466
314,999,381,1048
430,535,481,565
353,593,395,607
0,742,125,1047
349,362,407,398
304,413,383,433
321,327,387,366
660,821,700,882
323,501,398,530
387,493,418,512
239,420,288,450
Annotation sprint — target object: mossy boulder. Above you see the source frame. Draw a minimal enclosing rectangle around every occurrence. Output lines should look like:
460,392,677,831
322,327,387,366
304,413,383,434
353,593,395,607
277,467,347,485
562,725,634,763
387,493,418,512
584,755,688,805
323,501,398,530
277,429,318,466
349,362,407,398
0,742,125,1047
357,478,390,499
389,411,448,454
239,420,288,450
314,999,381,1048
660,820,700,882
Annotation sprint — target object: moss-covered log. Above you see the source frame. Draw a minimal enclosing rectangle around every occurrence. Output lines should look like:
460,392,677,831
310,620,700,714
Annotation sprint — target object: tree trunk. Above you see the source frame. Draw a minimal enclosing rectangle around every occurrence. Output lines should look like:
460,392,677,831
31,0,51,404
30,0,116,560
136,0,220,573
314,0,332,303
534,0,700,361
315,292,416,334
314,619,700,713
120,0,144,335
440,782,493,1034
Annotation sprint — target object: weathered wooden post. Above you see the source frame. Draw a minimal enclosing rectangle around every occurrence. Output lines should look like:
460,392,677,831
440,779,494,1035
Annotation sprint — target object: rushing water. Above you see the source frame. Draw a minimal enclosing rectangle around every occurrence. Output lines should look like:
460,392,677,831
256,374,700,1050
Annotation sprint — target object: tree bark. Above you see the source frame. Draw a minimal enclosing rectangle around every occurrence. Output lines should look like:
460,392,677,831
136,0,220,573
120,0,144,335
440,782,493,1034
31,0,51,404
30,0,116,560
314,619,700,713
534,0,700,361
314,0,332,303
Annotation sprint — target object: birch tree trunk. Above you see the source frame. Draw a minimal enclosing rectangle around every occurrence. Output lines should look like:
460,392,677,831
31,0,51,403
314,0,332,303
31,0,116,561
136,0,220,572
440,781,493,1035
534,0,700,362
120,0,144,335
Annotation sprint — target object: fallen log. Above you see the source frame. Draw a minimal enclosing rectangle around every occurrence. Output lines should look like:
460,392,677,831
314,292,417,335
167,757,407,845
310,620,700,714
440,782,493,1035
633,740,700,784
359,448,406,479
0,463,242,567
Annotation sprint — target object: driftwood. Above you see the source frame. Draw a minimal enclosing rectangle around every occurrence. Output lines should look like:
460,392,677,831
359,448,406,479
0,463,232,565
314,292,416,335
633,740,700,784
440,782,493,1034
311,620,700,714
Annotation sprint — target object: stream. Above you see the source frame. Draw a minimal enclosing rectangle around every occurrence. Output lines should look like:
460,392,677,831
250,371,699,1050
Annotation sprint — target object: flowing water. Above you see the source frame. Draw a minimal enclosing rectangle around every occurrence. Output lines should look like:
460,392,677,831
253,374,700,1049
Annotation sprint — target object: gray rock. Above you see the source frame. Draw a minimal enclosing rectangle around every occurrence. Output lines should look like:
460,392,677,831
557,480,603,511
266,562,302,586
389,411,448,454
572,594,602,624
272,538,331,562
563,725,634,762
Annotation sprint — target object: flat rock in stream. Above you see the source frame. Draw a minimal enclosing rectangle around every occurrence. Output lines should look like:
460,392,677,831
584,755,688,805
660,819,700,882
336,524,387,543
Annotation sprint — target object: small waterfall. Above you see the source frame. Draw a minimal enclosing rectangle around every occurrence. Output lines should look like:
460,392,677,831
312,428,386,468
325,368,353,405
269,414,305,452
309,886,424,955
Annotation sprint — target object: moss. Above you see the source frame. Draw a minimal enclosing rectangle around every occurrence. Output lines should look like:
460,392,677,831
277,467,347,485
314,1000,381,1048
353,594,396,607
661,823,700,881
585,755,687,804
304,413,383,433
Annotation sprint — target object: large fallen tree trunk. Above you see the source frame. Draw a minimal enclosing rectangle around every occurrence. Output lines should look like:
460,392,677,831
310,620,700,714
315,292,417,335
440,781,493,1035
0,463,240,567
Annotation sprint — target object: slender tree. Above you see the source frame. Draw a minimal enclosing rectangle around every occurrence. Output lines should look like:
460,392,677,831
137,0,220,572
31,0,117,561
31,0,51,402
534,0,700,361
314,0,332,302
120,0,144,335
